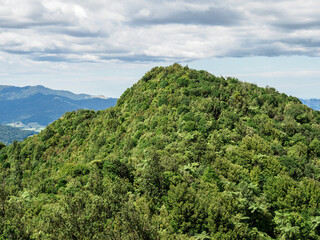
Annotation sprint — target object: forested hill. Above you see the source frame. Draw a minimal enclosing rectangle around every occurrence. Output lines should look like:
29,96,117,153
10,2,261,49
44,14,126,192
1,64,320,239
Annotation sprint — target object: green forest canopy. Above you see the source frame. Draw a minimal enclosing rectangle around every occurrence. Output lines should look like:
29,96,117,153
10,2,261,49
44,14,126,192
1,64,320,239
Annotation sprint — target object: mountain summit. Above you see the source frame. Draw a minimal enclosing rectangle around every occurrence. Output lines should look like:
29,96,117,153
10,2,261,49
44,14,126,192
1,64,320,239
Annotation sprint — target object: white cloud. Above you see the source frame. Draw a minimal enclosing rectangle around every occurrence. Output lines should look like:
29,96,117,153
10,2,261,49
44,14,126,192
0,0,319,63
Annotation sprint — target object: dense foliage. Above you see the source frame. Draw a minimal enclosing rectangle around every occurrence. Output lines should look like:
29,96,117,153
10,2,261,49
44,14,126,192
0,125,36,145
1,64,320,239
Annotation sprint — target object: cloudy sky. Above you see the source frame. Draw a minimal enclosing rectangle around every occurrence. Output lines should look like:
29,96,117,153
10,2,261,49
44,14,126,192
0,0,320,98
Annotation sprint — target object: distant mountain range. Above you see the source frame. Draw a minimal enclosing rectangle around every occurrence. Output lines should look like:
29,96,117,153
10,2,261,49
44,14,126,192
300,99,320,111
0,85,117,131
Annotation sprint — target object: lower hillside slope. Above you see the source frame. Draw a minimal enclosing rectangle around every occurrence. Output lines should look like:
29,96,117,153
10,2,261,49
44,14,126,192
1,64,320,239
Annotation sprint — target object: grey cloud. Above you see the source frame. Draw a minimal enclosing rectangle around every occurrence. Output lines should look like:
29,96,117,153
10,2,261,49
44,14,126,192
230,38,318,58
273,21,320,31
100,54,193,63
0,19,71,29
32,53,181,63
32,55,72,62
3,49,34,55
278,38,320,51
131,7,243,26
251,46,302,57
46,27,104,38
31,54,101,63
3,44,83,56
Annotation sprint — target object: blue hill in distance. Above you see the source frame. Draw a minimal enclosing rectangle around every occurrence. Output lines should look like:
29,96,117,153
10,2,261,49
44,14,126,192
300,99,320,111
0,85,117,132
